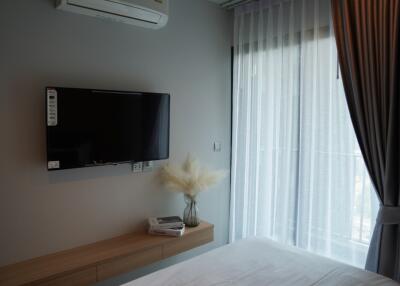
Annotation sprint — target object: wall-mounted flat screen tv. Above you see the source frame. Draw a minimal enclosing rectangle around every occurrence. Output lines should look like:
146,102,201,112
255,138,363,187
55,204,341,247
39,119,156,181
46,87,170,171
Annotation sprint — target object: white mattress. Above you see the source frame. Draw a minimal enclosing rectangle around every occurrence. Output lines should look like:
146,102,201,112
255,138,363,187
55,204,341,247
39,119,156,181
125,238,398,286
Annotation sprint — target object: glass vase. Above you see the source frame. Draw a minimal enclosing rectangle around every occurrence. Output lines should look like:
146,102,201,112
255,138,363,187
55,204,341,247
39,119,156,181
183,194,200,227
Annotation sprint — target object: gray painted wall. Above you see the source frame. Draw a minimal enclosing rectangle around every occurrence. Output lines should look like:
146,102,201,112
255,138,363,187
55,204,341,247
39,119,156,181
0,0,232,284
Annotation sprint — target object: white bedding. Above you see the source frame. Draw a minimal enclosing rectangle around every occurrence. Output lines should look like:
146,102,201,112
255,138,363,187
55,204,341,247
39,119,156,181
125,238,399,286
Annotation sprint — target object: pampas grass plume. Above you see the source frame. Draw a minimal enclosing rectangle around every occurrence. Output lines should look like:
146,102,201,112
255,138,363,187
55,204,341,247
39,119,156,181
160,154,226,198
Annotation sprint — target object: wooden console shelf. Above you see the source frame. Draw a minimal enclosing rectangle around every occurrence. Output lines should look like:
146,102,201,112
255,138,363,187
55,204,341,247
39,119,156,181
0,221,214,286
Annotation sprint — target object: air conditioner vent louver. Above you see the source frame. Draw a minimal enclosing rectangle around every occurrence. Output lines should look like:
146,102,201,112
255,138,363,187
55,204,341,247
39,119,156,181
56,0,169,29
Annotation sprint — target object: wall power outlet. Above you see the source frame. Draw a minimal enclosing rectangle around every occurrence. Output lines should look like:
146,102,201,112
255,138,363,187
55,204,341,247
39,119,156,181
132,162,143,173
142,161,153,172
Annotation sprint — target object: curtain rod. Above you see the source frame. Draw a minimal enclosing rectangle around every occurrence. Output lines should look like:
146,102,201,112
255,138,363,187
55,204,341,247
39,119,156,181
220,0,255,9
221,0,295,9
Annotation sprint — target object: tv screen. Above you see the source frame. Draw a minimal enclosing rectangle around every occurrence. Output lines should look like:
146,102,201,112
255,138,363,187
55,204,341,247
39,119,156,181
46,87,170,170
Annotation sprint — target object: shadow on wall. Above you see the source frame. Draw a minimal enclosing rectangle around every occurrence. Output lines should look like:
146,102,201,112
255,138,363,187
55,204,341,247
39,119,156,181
47,161,168,184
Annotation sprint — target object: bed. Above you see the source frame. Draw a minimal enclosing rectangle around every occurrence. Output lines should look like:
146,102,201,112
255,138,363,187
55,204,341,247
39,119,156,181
124,238,398,286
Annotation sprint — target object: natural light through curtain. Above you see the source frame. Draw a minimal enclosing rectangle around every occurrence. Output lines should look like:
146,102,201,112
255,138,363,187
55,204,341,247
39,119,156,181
229,0,379,268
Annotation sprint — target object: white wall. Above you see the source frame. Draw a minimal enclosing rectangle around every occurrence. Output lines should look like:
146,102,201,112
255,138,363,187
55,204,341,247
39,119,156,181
0,0,232,284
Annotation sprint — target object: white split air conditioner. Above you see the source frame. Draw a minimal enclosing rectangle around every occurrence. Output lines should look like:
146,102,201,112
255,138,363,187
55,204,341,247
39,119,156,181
56,0,169,29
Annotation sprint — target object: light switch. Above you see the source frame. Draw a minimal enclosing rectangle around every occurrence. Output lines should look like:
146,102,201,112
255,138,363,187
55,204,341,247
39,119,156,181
213,142,221,152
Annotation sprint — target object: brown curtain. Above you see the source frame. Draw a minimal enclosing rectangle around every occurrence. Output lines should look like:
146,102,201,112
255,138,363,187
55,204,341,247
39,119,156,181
331,0,400,281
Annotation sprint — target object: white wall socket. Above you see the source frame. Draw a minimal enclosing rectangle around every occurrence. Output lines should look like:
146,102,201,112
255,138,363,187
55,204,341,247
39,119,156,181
132,162,143,173
142,161,153,172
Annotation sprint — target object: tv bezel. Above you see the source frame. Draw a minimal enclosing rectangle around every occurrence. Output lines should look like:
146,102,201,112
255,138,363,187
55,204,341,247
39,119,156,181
45,86,170,171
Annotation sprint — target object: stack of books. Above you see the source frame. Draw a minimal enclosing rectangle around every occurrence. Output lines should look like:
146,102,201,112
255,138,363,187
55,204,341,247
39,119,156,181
148,216,185,237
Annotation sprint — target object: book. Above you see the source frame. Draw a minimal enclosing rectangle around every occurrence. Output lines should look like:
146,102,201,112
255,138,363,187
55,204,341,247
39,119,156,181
148,226,185,237
148,216,184,229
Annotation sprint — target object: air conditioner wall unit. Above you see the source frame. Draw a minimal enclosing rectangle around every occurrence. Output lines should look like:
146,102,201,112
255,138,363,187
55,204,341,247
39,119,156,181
56,0,169,29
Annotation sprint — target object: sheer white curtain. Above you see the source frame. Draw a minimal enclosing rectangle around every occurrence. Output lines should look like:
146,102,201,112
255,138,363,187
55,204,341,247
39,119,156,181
230,0,379,268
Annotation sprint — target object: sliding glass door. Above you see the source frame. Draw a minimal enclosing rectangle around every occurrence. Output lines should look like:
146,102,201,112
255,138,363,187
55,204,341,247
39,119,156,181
230,0,378,268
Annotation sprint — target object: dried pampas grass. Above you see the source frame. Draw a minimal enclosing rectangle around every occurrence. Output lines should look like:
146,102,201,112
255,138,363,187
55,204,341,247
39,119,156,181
160,154,226,198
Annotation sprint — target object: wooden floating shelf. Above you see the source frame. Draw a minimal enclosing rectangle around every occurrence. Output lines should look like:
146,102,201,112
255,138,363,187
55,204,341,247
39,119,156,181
0,221,214,286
